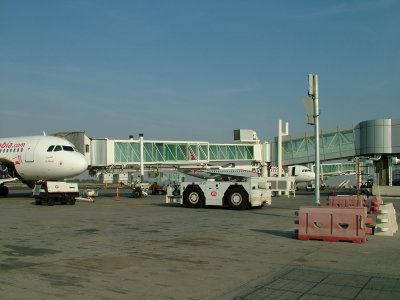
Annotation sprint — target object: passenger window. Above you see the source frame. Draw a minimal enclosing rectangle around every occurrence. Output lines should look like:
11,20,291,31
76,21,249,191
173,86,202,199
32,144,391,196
47,145,55,152
54,145,62,152
62,146,74,152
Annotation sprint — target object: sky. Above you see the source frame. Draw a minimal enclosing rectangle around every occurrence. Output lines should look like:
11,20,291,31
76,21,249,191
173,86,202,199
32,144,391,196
0,0,399,143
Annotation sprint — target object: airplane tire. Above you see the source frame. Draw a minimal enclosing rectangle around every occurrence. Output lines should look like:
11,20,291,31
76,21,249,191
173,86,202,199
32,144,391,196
0,186,8,197
183,185,205,208
226,186,249,210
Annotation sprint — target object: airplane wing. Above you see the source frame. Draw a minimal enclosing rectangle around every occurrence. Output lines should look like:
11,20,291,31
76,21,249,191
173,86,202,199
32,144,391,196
178,166,220,180
206,169,260,181
178,165,255,181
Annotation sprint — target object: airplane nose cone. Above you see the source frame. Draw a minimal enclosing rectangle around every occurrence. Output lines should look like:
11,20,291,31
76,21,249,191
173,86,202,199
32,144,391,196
76,155,89,173
70,154,88,176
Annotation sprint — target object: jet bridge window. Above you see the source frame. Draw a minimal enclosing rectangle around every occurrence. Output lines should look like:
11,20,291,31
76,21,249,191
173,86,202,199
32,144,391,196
47,145,55,152
54,145,62,152
62,145,75,152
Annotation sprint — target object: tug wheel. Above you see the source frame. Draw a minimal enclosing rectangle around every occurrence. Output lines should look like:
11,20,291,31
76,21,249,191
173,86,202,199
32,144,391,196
226,186,248,210
183,185,205,208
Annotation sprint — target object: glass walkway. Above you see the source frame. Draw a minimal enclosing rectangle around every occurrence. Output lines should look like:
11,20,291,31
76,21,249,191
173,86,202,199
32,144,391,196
113,141,258,165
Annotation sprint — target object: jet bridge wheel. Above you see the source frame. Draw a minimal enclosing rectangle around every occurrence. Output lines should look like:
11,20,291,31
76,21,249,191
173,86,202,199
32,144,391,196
183,185,205,208
225,186,249,210
132,188,142,198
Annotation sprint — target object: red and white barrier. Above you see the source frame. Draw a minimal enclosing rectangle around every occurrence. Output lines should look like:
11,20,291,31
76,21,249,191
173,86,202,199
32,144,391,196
369,196,383,215
327,194,367,208
295,206,371,243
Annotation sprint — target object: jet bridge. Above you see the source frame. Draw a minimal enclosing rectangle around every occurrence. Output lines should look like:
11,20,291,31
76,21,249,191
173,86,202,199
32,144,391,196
58,132,358,183
55,119,400,192
90,139,265,167
272,119,400,186
54,131,269,174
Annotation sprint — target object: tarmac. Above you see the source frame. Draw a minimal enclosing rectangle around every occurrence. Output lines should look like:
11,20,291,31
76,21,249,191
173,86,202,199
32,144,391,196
0,187,399,299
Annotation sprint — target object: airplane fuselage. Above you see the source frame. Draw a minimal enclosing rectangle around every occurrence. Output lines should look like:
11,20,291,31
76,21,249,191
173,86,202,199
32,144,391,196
0,135,88,181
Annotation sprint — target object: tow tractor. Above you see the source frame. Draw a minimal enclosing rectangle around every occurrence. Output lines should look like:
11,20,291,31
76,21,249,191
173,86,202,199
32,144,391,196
33,181,79,205
166,177,271,210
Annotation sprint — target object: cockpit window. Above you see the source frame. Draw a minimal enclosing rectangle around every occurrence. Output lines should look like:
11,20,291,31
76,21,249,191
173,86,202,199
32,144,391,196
62,145,75,152
54,145,62,152
47,145,55,152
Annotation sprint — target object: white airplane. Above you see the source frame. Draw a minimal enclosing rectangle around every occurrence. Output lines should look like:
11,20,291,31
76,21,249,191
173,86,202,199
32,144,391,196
179,163,315,183
269,165,315,183
0,135,88,196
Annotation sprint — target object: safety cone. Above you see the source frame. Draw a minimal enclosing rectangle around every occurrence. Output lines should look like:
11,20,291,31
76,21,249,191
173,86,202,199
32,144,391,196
116,187,119,201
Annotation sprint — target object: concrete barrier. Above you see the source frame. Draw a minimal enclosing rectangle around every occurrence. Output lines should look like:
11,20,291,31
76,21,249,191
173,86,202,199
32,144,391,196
372,185,400,197
295,206,370,243
375,203,398,236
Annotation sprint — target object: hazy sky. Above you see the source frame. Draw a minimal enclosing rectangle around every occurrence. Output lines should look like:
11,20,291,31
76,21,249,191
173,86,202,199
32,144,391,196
1,0,399,142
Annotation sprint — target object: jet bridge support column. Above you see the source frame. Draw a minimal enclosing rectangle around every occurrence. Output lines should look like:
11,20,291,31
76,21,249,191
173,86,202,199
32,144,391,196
260,142,270,178
375,156,389,186
278,120,289,195
139,133,144,182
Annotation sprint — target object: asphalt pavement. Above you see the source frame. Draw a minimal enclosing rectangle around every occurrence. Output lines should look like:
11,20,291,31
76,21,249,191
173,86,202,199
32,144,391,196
1,187,399,299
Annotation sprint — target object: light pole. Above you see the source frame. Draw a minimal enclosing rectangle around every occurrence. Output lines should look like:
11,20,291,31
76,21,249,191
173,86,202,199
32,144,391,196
304,74,320,205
